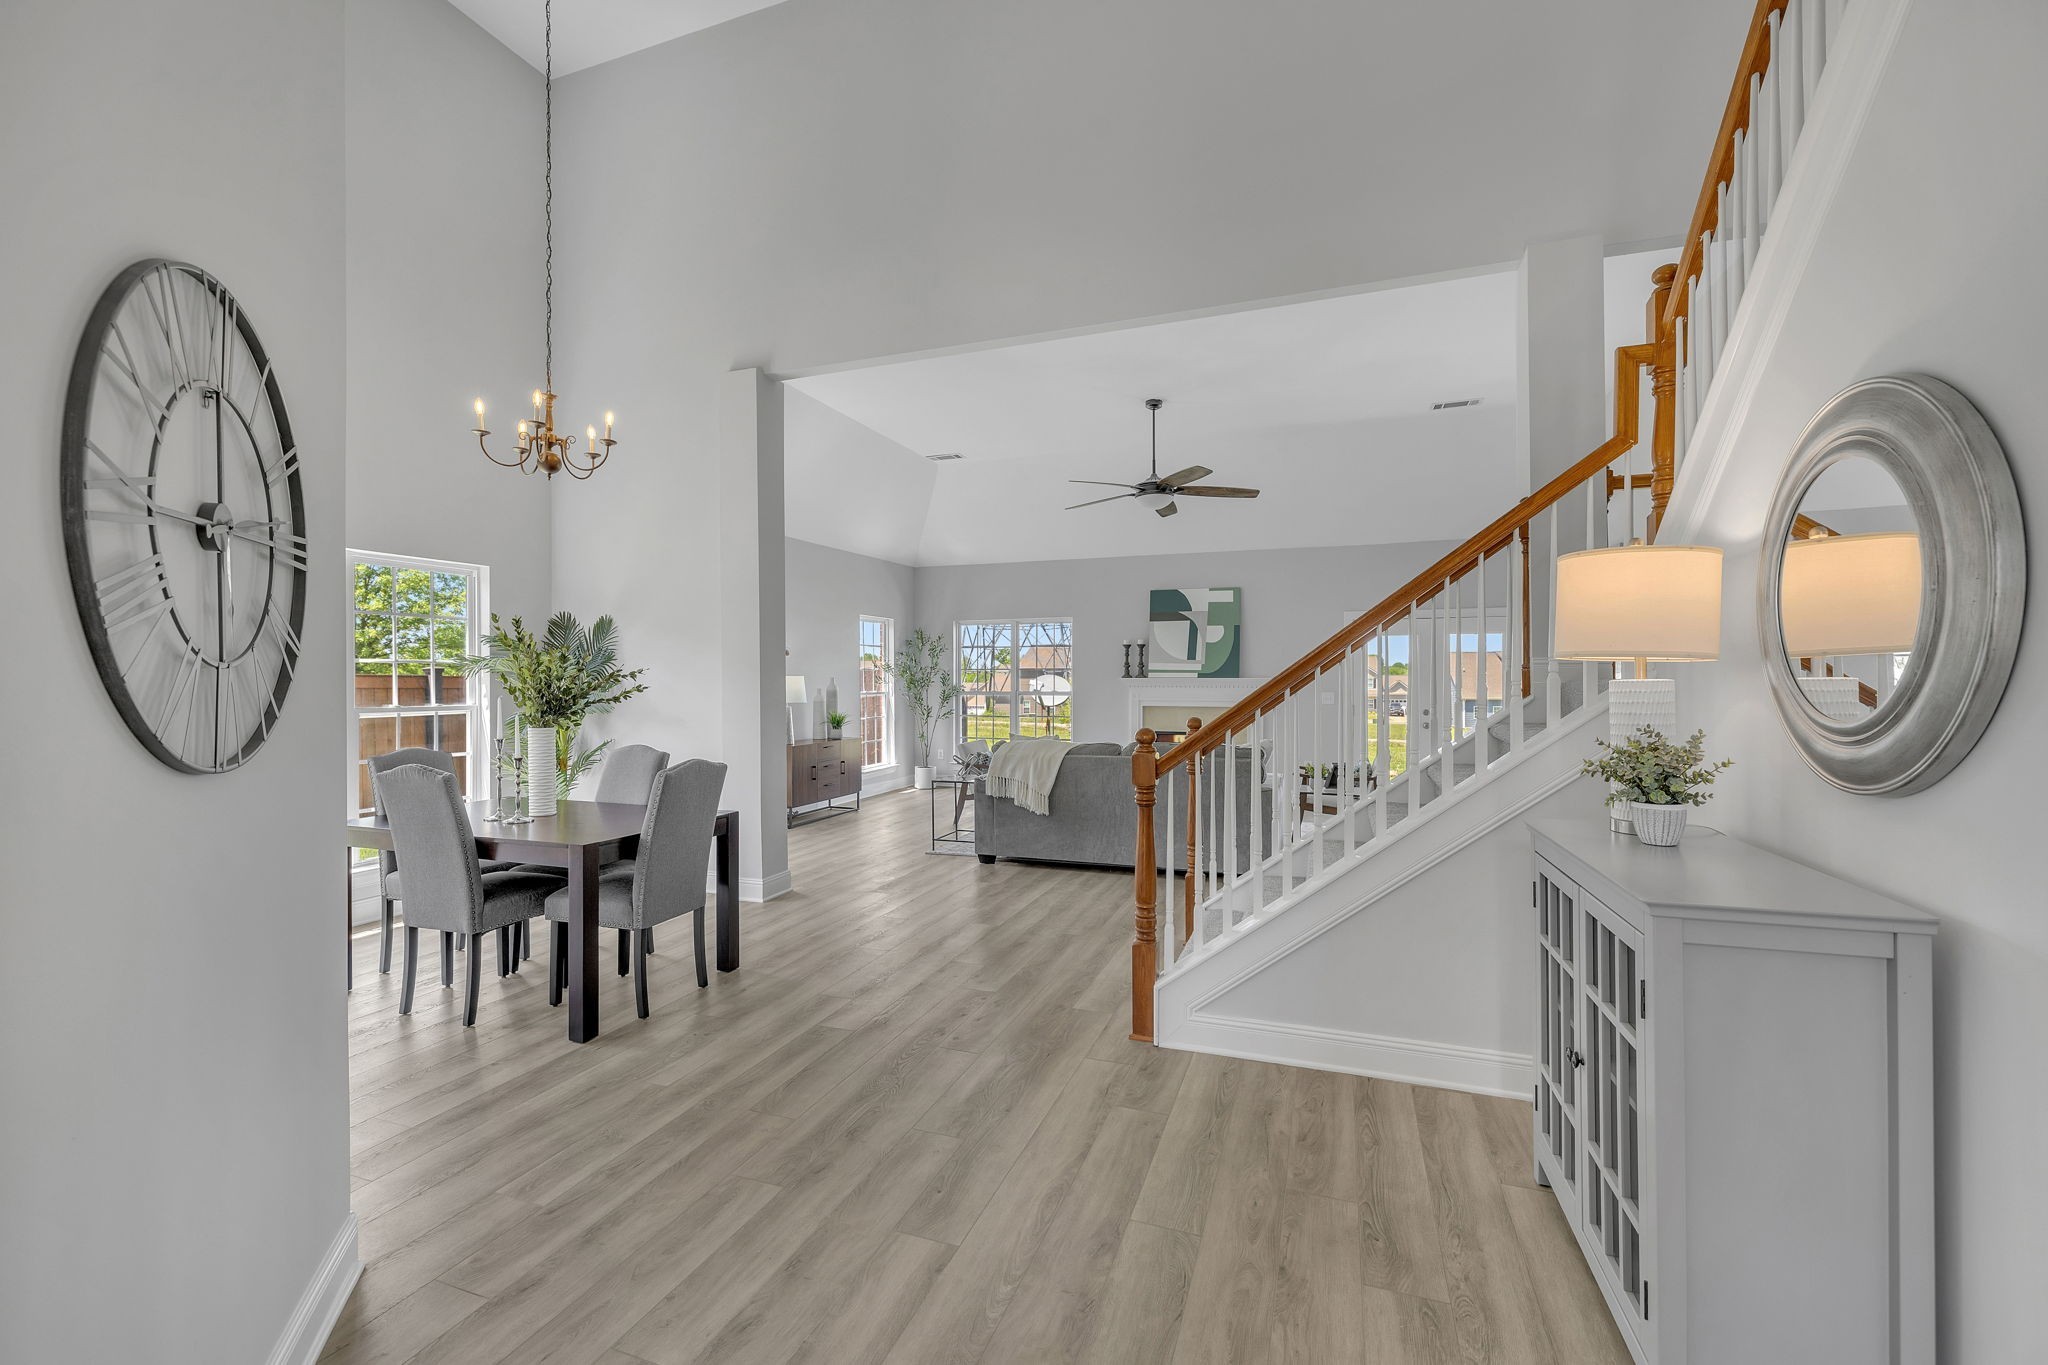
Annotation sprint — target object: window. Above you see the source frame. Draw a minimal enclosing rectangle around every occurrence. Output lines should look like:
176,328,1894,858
958,619,1073,742
349,553,486,823
859,616,892,769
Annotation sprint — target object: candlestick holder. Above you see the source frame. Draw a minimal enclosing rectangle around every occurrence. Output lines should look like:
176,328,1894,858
1122,642,1134,679
1136,642,1150,678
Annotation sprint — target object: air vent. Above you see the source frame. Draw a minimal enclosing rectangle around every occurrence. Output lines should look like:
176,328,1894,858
1431,398,1483,411
926,451,964,462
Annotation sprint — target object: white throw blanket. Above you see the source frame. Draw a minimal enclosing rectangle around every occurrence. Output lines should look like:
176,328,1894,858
986,739,1073,816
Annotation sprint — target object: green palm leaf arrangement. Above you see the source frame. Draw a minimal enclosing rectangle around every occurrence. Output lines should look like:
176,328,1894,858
455,611,649,798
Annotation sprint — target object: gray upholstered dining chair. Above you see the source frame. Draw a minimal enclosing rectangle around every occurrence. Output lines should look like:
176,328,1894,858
543,758,726,1019
368,747,522,982
376,763,566,1026
509,742,670,969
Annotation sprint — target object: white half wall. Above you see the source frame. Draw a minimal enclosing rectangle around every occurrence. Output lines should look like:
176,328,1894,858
913,539,1455,755
344,0,552,626
784,538,915,788
0,2,351,1361
1656,1,2046,1357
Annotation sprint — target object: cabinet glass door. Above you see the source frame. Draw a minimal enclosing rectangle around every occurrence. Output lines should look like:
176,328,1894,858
1578,894,1647,1328
1535,865,1581,1207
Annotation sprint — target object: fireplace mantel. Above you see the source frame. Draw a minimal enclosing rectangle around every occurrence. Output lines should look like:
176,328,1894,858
1124,676,1267,741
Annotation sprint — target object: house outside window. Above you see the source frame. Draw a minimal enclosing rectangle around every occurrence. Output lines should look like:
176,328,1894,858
859,615,892,769
349,553,486,830
958,619,1073,742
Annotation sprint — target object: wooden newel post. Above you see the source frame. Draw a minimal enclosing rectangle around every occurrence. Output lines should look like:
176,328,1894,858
1183,717,1202,945
1130,728,1159,1043
1647,263,1679,540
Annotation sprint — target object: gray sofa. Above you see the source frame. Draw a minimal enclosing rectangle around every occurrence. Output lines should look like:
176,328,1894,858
973,741,1271,872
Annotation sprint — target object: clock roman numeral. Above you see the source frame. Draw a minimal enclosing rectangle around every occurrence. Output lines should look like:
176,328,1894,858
96,553,173,632
137,267,188,390
156,643,206,754
261,444,300,489
261,605,303,677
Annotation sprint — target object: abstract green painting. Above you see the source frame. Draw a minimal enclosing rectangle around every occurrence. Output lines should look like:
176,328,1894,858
1149,587,1242,677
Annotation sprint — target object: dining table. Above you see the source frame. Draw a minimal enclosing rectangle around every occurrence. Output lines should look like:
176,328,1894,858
345,800,741,1043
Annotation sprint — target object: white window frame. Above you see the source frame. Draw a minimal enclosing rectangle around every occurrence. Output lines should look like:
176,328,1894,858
858,615,894,771
346,550,490,827
956,618,1074,744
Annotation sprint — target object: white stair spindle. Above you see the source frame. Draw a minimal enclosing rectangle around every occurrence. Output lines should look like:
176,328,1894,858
1803,0,1824,107
1248,709,1264,923
1728,129,1748,306
1374,629,1390,836
1696,232,1717,395
1760,17,1784,216
1783,0,1808,156
1545,509,1564,726
1741,90,1761,275
1507,537,1526,753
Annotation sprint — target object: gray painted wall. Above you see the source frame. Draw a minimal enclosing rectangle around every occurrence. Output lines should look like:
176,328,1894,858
785,538,916,781
345,0,552,631
547,0,1749,889
913,539,1455,753
1664,2,2048,1355
0,2,350,1359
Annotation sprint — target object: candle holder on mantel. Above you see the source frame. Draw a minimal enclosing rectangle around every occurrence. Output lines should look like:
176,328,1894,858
1122,641,1134,679
1136,641,1150,678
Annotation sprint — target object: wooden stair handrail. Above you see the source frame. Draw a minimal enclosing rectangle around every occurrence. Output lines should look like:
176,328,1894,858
1660,0,1793,336
1149,340,1660,774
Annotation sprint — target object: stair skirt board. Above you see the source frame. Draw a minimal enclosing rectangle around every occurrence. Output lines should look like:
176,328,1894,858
1161,1014,1533,1100
267,1212,361,1365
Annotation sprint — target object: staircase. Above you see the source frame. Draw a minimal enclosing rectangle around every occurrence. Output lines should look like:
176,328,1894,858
1127,0,1858,1064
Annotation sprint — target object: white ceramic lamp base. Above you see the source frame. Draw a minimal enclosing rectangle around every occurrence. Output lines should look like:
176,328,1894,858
1607,677,1677,834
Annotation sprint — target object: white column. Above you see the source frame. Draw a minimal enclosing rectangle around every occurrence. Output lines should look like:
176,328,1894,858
718,368,792,901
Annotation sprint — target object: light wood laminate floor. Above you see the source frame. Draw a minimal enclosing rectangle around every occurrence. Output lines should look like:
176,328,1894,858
327,788,1627,1364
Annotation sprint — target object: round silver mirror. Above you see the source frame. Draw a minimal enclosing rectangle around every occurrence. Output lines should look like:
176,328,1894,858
1758,375,2024,795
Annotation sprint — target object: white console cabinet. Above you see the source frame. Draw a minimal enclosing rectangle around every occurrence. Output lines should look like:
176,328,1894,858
1528,819,1935,1365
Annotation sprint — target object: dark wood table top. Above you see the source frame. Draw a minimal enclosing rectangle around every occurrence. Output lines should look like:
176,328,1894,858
346,800,738,857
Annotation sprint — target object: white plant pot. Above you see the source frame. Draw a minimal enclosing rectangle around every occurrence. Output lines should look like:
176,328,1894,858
526,726,558,818
913,766,934,790
1629,801,1687,847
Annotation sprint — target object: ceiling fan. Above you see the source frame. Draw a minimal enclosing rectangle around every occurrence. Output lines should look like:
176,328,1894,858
1065,398,1262,518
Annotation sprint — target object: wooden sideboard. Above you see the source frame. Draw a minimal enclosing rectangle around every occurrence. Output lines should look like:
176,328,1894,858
788,737,861,826
1528,818,1935,1365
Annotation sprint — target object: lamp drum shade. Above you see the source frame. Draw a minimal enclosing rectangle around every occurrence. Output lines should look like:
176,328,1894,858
1553,545,1724,662
785,675,809,704
1779,532,1921,657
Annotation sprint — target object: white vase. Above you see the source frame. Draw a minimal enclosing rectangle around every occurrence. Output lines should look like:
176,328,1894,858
913,765,934,790
1629,801,1687,847
526,726,558,818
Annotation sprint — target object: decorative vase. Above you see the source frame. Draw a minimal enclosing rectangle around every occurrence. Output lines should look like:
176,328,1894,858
525,725,558,818
824,677,840,725
1629,801,1687,847
914,765,934,790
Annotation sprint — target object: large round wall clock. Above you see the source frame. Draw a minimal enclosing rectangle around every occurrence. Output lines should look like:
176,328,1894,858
61,259,307,774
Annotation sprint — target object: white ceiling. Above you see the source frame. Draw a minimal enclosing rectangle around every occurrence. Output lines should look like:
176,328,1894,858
445,0,791,75
788,270,1523,566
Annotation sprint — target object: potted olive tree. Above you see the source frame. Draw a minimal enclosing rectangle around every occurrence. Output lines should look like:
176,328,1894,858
886,628,963,789
1581,726,1733,846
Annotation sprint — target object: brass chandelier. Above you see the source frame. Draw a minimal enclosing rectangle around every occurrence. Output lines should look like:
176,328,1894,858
472,0,616,480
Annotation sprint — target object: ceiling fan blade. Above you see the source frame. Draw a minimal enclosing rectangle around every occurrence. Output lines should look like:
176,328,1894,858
1173,484,1260,499
1156,465,1213,490
1155,500,1179,518
1065,493,1135,510
1067,479,1140,489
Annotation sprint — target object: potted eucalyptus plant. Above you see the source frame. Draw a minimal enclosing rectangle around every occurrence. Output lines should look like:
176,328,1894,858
886,628,964,789
1580,726,1734,846
457,611,648,816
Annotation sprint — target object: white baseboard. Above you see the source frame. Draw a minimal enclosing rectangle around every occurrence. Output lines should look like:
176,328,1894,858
1163,1013,1533,1100
747,870,793,902
267,1212,360,1365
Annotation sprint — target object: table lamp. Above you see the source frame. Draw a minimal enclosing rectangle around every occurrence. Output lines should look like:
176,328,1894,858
1554,542,1723,832
1781,529,1920,720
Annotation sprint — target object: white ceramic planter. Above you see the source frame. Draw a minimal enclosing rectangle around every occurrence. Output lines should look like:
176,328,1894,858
526,725,558,818
913,766,934,790
1629,801,1687,847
